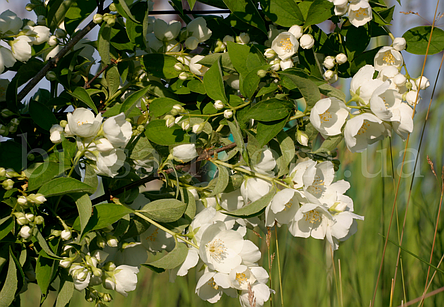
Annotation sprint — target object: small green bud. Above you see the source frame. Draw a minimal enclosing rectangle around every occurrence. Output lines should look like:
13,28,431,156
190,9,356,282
109,3,117,11
1,109,14,117
2,179,14,190
257,70,267,78
93,14,103,24
0,167,5,177
55,28,66,38
34,216,44,225
45,71,57,81
59,120,67,128
164,115,175,128
25,3,35,11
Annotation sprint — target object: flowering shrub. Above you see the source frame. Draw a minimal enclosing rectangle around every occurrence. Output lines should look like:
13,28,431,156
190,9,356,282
0,0,440,306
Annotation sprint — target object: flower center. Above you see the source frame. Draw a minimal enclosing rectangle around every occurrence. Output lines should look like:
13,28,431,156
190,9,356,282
357,120,371,135
307,175,325,196
382,51,396,65
354,8,368,18
76,120,90,126
279,37,294,52
319,110,332,123
206,238,228,262
304,209,322,224
208,278,219,290
236,272,248,284
284,199,295,211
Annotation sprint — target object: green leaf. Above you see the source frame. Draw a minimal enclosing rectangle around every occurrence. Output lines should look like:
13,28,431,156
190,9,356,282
304,0,334,27
276,131,295,177
198,52,235,73
227,120,244,153
297,48,323,79
243,98,294,122
36,256,53,296
256,117,289,147
204,59,228,104
188,79,206,94
69,87,98,114
120,87,150,117
114,0,139,24
35,230,61,259
76,203,133,233
208,165,229,197
64,0,97,34
98,23,112,65
187,0,197,9
47,0,75,31
279,72,321,107
139,199,187,223
318,83,346,102
403,26,444,55
39,177,95,197
55,278,74,307
227,42,251,76
225,187,275,217
240,64,270,99
74,194,92,234
28,162,70,191
0,217,13,241
257,82,278,97
149,97,183,118
144,241,187,269
259,0,304,27
83,163,98,191
313,134,343,154
145,120,190,146
106,66,121,97
0,252,17,307
29,100,58,131
223,0,267,33
142,54,180,79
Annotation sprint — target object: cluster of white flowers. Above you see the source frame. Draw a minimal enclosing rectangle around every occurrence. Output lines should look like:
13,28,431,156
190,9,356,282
310,37,429,152
329,0,373,27
322,53,348,82
0,10,52,73
50,108,133,177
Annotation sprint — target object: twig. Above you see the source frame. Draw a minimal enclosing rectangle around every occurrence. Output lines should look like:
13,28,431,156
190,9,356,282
84,63,110,89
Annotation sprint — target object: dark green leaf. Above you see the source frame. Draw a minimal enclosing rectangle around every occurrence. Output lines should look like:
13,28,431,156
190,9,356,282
276,131,295,177
240,64,270,99
145,120,190,146
139,199,187,223
256,117,289,147
0,217,13,241
403,26,444,55
28,162,70,191
144,241,187,269
208,165,230,197
243,98,293,122
35,230,61,259
149,97,184,118
223,0,267,33
47,0,75,31
64,0,97,34
188,79,206,94
74,193,92,234
76,203,133,233
227,119,244,153
313,134,343,154
0,252,17,307
305,0,334,27
279,72,321,107
120,87,150,117
0,141,25,171
29,100,58,130
318,83,346,102
259,0,304,26
142,54,180,79
98,23,112,65
55,278,74,307
257,82,278,97
36,256,53,296
69,87,98,114
106,66,121,97
38,177,95,197
204,59,228,104
115,0,139,24
83,163,98,191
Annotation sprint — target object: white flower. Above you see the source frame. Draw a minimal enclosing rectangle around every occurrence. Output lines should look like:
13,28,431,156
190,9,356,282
49,124,63,143
106,265,139,296
344,113,388,152
239,282,271,307
405,90,420,106
288,25,303,39
19,225,32,239
350,65,384,104
187,17,212,42
271,32,299,61
280,58,294,70
10,36,33,62
175,247,200,277
334,4,348,16
199,222,244,273
348,0,373,27
185,36,199,50
323,56,336,69
103,113,132,148
69,264,91,291
224,109,233,119
171,144,198,163
265,188,305,227
335,53,348,64
141,225,175,253
310,97,349,136
95,138,114,152
393,37,406,51
264,25,282,47
67,108,102,138
229,265,268,291
61,230,72,241
214,100,224,110
154,19,181,41
237,33,250,44
0,46,16,74
377,66,399,83
0,10,22,35
253,148,277,176
393,73,407,87
415,76,430,90
240,177,271,204
264,48,276,59
95,148,126,177
269,58,281,71
195,270,237,303
370,82,402,121
299,34,314,49
391,103,413,139
166,40,180,52
374,46,403,71
189,55,208,76
30,26,50,45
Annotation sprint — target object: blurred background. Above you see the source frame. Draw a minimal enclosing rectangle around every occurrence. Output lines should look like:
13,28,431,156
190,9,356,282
2,0,443,306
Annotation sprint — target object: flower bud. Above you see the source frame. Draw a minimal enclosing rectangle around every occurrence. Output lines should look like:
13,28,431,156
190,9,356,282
192,122,205,134
93,14,103,24
213,100,224,110
223,35,234,44
14,212,28,225
171,144,198,163
1,109,14,118
164,115,175,128
0,124,7,135
181,120,190,131
174,62,184,71
323,69,335,81
46,71,57,81
415,76,430,90
299,34,314,49
2,179,14,190
34,215,44,225
257,69,267,78
393,73,407,87
26,3,35,11
25,213,34,222
60,258,73,268
106,235,118,247
323,56,335,69
103,293,113,303
37,15,46,26
393,37,406,51
103,261,117,272
17,196,27,207
51,229,62,237
270,59,281,71
55,28,66,38
296,130,309,146
264,48,276,59
28,193,47,205
96,236,106,249
289,25,303,39
405,90,420,106
178,72,188,80
237,33,250,44
106,15,116,26
224,109,233,119
0,168,5,177
10,118,20,126
61,229,72,241
48,35,57,46
20,225,32,239
170,104,185,116
109,3,117,11
335,53,347,65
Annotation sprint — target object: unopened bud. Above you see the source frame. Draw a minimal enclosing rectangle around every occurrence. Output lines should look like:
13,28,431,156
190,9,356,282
0,168,5,177
48,35,57,47
25,213,34,222
55,28,66,38
96,236,106,249
335,53,347,65
25,3,35,11
264,48,276,59
109,3,117,12
28,193,47,205
178,72,188,80
61,229,72,241
1,109,14,118
192,122,205,134
59,258,73,268
0,124,7,135
106,235,118,247
164,115,175,128
213,100,224,110
224,109,233,119
51,229,62,237
170,104,184,116
103,293,113,303
257,70,267,78
20,225,32,239
181,120,190,131
93,14,103,24
34,215,44,225
174,63,184,71
296,130,309,146
46,71,57,81
59,120,68,128
2,179,14,190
